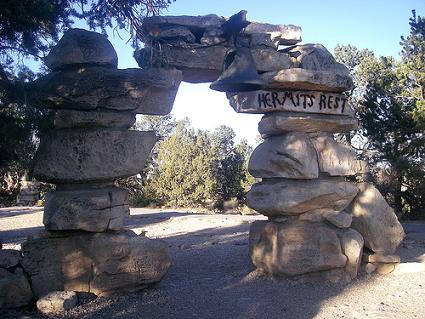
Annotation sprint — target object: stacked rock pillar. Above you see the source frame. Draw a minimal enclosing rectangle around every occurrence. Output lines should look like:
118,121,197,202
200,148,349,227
19,29,182,297
228,44,405,281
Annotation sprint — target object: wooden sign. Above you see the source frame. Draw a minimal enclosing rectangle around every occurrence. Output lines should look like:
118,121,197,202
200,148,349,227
229,90,355,117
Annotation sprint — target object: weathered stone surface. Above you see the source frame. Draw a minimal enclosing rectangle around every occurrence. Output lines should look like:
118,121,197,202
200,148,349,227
53,110,136,129
246,179,358,217
376,264,396,274
347,183,405,254
363,252,401,264
44,187,129,232
0,268,33,308
249,221,347,276
229,90,354,116
36,291,78,314
312,135,368,176
45,28,118,70
142,14,225,32
248,133,319,179
340,229,364,279
261,68,354,92
29,67,182,114
33,130,156,184
0,249,21,269
245,33,277,48
135,46,227,83
259,112,358,137
251,49,293,72
156,26,196,43
244,22,302,45
285,43,349,73
363,263,377,274
21,231,171,297
324,211,352,228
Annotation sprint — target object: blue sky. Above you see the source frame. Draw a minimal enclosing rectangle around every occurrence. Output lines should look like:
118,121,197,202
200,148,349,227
81,1,425,145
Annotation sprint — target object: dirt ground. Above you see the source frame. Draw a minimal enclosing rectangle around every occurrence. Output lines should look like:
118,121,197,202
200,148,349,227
1,206,425,319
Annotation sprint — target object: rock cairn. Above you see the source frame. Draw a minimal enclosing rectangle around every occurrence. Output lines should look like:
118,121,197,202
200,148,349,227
6,28,182,301
138,14,406,281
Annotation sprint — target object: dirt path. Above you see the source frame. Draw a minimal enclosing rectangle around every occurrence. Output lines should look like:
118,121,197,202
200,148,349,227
1,207,425,319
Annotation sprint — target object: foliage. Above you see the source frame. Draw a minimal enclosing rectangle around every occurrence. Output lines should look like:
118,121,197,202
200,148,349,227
334,10,425,219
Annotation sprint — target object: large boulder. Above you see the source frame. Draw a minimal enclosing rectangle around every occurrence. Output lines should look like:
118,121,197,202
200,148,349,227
249,221,347,276
248,133,319,179
0,268,33,308
347,183,405,254
53,110,136,129
21,231,171,297
261,68,354,92
285,43,349,73
44,186,129,232
312,134,368,176
28,67,182,115
259,112,358,136
44,28,118,70
246,179,358,217
33,129,156,184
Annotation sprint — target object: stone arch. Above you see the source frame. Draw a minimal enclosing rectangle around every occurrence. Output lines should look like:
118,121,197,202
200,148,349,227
21,13,404,298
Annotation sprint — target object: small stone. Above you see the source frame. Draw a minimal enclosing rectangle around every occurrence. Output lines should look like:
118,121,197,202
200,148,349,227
36,291,78,314
21,230,171,297
376,263,396,275
259,112,358,136
261,68,354,92
43,186,129,232
340,229,364,279
0,249,21,269
29,67,182,114
362,253,401,264
246,179,358,217
312,134,368,176
249,221,347,276
363,263,377,274
45,28,118,70
53,110,136,129
33,130,156,184
347,183,405,254
248,133,319,179
0,268,33,308
325,211,352,228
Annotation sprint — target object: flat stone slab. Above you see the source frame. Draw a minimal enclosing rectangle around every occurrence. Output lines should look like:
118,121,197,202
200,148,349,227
142,14,225,32
28,67,182,115
312,135,368,176
21,230,171,297
347,183,405,254
249,221,347,276
53,110,136,129
229,90,354,116
44,186,129,232
33,129,156,184
246,179,359,217
45,28,118,70
248,133,319,179
261,68,354,92
244,22,302,45
259,112,358,136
